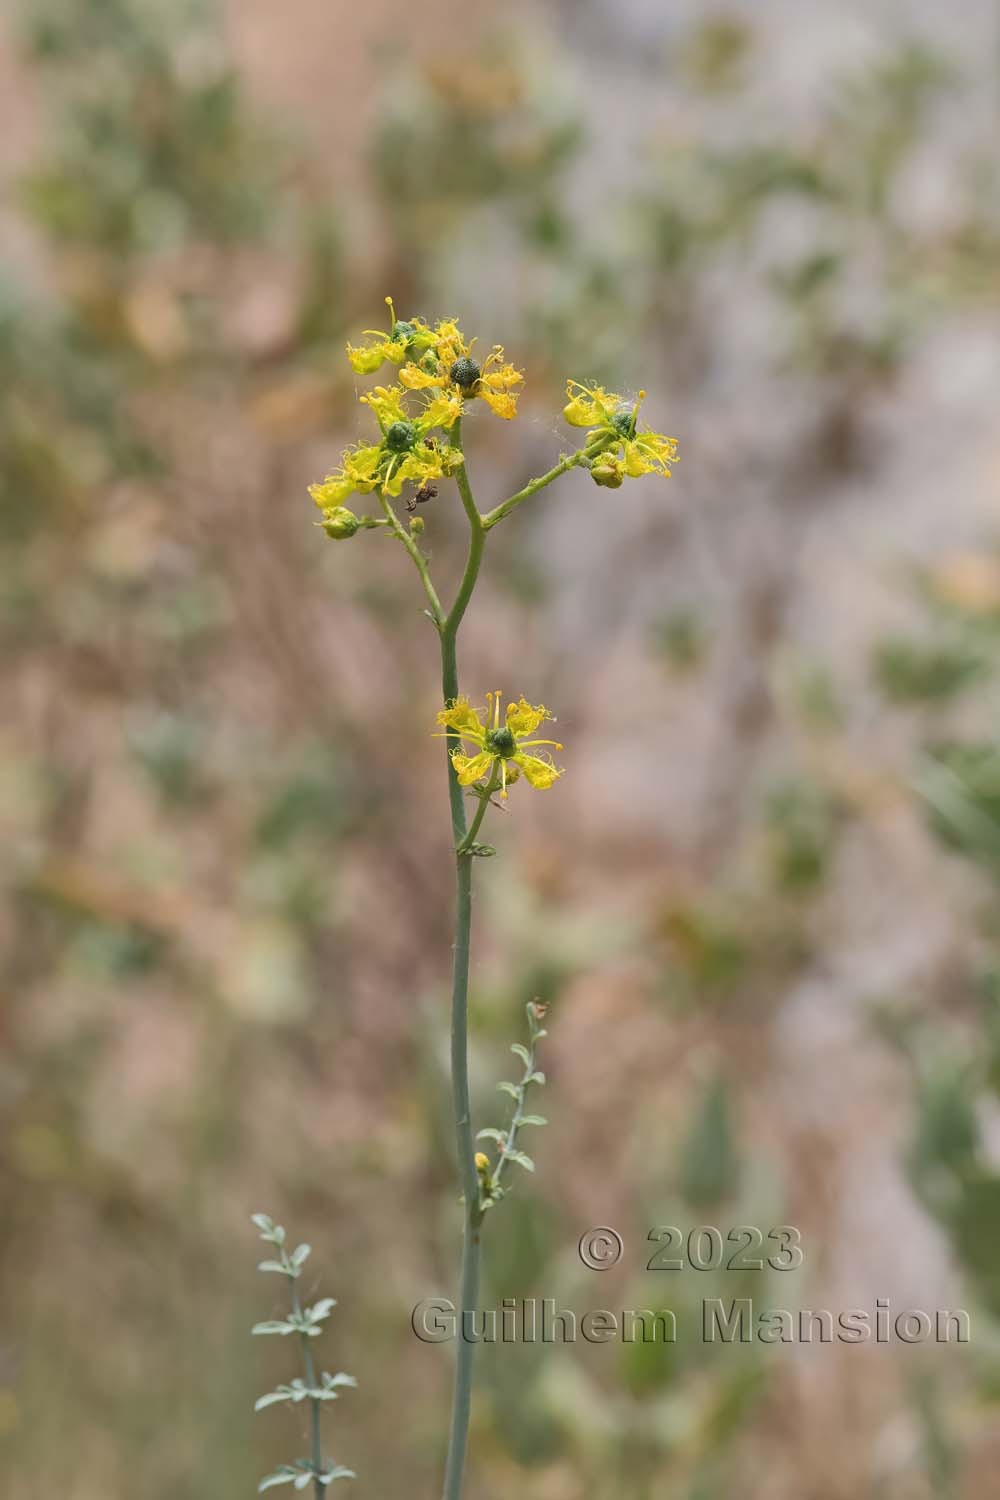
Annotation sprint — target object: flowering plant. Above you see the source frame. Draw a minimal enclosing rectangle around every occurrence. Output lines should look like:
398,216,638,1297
259,297,678,1499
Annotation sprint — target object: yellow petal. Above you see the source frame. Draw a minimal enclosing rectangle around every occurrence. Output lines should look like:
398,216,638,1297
481,361,523,392
623,441,650,478
479,388,519,420
308,474,355,509
506,697,548,736
436,698,486,736
563,380,620,428
513,752,562,789
422,392,464,428
347,341,389,374
452,750,494,786
362,385,409,426
433,320,467,364
343,444,384,487
399,365,443,390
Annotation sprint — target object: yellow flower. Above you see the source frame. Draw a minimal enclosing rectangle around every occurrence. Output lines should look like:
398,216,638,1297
435,691,564,799
308,387,463,512
346,297,436,375
563,380,679,482
393,310,524,420
359,384,409,428
476,353,524,419
563,381,622,429
308,443,383,509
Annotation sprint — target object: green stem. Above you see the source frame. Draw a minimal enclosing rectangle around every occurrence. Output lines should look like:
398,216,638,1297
377,492,446,628
480,435,612,531
440,844,481,1500
439,417,490,1500
455,764,502,857
290,1283,325,1500
492,1049,534,1196
443,417,486,642
386,413,590,1500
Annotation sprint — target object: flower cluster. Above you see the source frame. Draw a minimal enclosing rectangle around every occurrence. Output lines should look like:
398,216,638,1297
308,380,464,532
563,381,679,488
348,298,524,420
309,300,527,539
436,692,564,799
308,299,680,543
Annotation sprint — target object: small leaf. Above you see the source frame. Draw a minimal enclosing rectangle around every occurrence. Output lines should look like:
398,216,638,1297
320,1467,356,1483
251,1213,275,1233
476,1128,506,1143
251,1320,297,1337
518,1115,547,1127
257,1259,292,1276
293,1475,313,1492
510,1043,532,1067
505,1150,535,1172
527,1070,546,1086
254,1389,294,1411
496,1081,520,1099
305,1297,337,1322
259,1468,297,1491
290,1243,311,1268
322,1372,358,1390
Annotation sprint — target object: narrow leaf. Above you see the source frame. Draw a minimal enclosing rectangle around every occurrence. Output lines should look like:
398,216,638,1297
251,1320,296,1337
518,1115,547,1127
258,1470,296,1491
496,1081,520,1099
476,1128,506,1144
290,1243,311,1268
257,1259,292,1276
510,1043,531,1067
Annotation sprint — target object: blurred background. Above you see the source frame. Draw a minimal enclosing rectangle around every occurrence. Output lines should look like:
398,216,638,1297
3,0,1000,1495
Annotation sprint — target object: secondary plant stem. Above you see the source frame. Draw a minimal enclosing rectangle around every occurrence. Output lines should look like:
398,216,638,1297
480,434,612,530
290,1281,325,1500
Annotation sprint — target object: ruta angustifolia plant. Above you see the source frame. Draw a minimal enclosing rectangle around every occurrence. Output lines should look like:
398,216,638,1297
308,297,679,1500
250,1213,357,1495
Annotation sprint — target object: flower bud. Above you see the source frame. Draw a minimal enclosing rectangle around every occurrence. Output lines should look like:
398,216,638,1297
322,506,361,539
590,456,625,489
409,515,425,534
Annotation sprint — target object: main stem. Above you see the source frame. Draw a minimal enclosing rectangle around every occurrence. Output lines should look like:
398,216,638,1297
440,420,486,1500
395,416,586,1499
